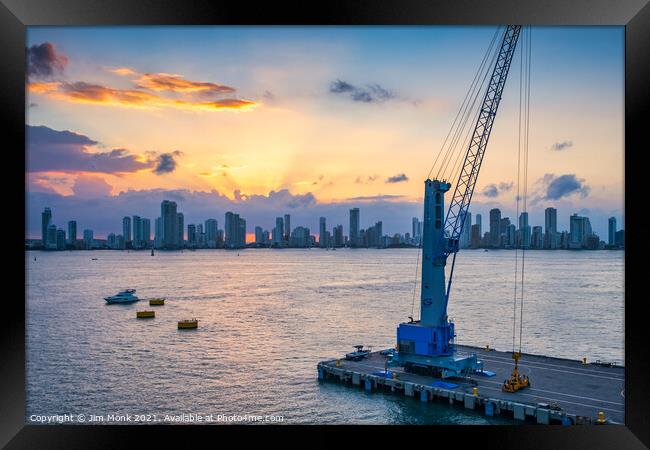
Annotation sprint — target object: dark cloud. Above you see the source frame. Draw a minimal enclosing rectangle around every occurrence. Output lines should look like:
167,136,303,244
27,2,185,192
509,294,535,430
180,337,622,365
329,79,395,103
154,151,183,175
545,174,590,200
482,181,514,198
26,42,68,79
27,125,151,174
550,140,574,151
386,173,409,183
355,175,379,184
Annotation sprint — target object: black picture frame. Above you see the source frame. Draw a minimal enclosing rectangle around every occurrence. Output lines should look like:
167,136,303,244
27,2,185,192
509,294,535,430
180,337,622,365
2,0,648,447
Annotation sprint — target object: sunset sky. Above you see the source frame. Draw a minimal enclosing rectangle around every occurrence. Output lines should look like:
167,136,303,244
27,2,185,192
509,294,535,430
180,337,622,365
26,26,624,239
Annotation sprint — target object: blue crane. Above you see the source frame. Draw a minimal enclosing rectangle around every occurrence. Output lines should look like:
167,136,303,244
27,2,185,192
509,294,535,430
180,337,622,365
390,25,522,378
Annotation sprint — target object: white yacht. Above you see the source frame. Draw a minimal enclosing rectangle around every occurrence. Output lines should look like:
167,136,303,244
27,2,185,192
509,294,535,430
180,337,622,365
104,289,139,304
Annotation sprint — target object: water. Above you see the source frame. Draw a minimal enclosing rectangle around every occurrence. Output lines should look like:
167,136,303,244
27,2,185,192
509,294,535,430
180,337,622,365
25,249,624,424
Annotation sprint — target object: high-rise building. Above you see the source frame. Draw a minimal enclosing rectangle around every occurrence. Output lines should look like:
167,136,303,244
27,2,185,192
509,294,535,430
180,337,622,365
122,216,131,243
284,214,291,241
333,225,344,247
506,223,516,248
349,208,360,247
83,229,94,249
161,200,178,249
273,217,284,245
319,217,327,247
67,220,77,245
154,217,163,248
187,224,196,246
205,219,218,248
46,224,57,250
608,217,617,246
470,224,481,248
531,226,543,249
177,212,184,248
142,218,151,247
615,229,625,248
545,207,557,235
518,211,531,248
225,212,238,248
475,214,482,237
489,208,501,248
289,226,310,247
569,213,591,249
255,226,264,244
459,212,471,249
41,207,52,246
132,215,142,248
238,217,246,247
55,228,66,250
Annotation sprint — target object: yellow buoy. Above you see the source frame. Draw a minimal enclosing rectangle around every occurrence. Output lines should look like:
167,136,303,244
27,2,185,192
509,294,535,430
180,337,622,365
149,298,165,306
473,387,478,396
582,357,588,365
136,310,155,319
178,319,198,329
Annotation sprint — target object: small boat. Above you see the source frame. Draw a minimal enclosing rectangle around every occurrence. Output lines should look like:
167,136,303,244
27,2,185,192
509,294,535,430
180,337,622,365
91,258,98,260
178,319,198,329
136,310,155,319
104,289,139,304
151,248,155,256
149,298,165,306
345,345,371,361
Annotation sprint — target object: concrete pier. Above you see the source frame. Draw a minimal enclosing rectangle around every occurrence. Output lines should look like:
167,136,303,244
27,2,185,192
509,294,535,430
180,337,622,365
317,345,624,424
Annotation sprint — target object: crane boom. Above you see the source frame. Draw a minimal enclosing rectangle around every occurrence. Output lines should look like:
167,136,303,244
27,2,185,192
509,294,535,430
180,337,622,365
391,25,522,378
444,25,522,257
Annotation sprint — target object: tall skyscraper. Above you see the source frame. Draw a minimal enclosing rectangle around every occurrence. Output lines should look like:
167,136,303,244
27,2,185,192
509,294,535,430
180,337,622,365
41,207,52,246
569,213,591,249
238,217,246,247
475,214,482,237
460,212,471,249
205,219,218,248
154,217,162,248
349,208,360,247
333,225,344,247
225,212,238,248
545,207,557,235
46,224,57,250
319,217,327,247
177,212,184,247
122,216,131,243
489,208,501,248
608,217,616,246
187,224,196,246
83,229,94,249
273,217,284,245
255,226,264,244
161,200,178,249
56,229,66,250
470,224,481,248
142,218,151,247
284,214,291,241
132,215,142,248
67,220,77,245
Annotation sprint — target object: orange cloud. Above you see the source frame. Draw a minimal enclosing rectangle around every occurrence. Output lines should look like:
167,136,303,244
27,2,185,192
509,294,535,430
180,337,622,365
108,67,137,76
28,81,258,112
136,73,236,95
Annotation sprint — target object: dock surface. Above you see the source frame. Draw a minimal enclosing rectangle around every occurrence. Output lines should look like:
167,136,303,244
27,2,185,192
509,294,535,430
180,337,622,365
318,345,624,424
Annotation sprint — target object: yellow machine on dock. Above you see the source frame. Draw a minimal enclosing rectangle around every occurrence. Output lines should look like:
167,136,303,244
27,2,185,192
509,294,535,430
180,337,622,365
136,310,155,319
503,352,530,393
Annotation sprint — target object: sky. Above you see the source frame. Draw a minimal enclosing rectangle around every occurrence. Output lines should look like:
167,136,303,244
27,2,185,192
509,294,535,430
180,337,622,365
25,26,624,240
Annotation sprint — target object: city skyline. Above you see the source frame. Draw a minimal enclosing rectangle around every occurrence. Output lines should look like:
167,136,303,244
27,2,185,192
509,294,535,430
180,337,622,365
32,201,624,251
26,26,623,240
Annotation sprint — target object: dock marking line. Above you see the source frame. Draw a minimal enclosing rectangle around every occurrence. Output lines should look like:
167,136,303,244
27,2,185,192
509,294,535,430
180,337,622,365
474,353,624,378
478,356,624,381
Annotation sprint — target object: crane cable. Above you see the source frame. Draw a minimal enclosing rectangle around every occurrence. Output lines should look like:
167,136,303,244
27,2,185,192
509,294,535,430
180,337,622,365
414,26,502,320
512,27,532,354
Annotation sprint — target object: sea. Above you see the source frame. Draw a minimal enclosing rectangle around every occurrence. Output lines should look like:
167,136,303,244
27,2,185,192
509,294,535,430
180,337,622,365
25,248,624,424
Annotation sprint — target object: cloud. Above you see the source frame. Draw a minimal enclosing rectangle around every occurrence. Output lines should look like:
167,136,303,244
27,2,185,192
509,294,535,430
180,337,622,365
153,151,183,175
108,67,137,76
481,181,514,198
29,80,257,112
26,42,68,79
386,173,409,183
136,73,236,95
329,79,396,103
72,175,113,198
530,173,591,204
27,125,150,174
550,140,574,151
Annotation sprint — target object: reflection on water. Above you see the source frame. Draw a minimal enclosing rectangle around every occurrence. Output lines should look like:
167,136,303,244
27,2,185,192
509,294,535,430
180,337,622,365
26,249,623,424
